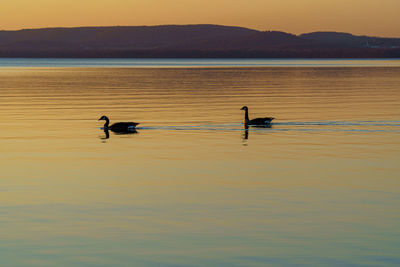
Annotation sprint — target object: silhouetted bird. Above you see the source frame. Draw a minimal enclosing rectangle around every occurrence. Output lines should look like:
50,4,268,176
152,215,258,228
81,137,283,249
98,115,139,133
240,106,274,126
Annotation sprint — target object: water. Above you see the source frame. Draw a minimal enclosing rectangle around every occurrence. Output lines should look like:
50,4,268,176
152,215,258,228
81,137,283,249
0,59,399,266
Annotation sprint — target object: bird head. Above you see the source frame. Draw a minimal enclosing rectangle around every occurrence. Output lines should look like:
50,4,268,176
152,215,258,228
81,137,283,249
98,115,109,121
240,106,248,111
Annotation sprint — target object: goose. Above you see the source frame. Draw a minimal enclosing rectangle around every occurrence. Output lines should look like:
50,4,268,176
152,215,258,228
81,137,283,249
98,115,139,133
240,106,274,126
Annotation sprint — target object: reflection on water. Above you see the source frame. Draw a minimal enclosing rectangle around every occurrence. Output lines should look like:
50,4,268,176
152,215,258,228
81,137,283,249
101,129,139,140
242,128,249,140
0,63,400,266
242,124,273,141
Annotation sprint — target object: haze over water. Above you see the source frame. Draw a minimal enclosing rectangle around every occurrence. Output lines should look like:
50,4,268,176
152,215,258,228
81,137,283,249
0,59,399,266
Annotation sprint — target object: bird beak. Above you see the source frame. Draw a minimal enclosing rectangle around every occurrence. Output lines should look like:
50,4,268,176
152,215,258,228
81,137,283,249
240,107,244,110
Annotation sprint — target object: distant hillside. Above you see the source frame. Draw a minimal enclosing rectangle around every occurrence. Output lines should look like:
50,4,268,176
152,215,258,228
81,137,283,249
0,25,399,58
300,32,400,48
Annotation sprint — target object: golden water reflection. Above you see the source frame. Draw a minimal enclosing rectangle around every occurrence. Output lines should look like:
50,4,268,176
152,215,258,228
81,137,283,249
0,66,399,266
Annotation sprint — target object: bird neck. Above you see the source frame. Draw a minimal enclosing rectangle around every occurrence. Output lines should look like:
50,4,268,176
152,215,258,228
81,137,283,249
244,109,250,123
103,118,110,128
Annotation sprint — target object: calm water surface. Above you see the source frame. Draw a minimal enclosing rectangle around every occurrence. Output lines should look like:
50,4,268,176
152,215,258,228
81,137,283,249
0,59,399,266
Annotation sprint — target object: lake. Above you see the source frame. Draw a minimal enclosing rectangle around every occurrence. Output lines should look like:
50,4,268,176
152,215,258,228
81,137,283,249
0,58,399,266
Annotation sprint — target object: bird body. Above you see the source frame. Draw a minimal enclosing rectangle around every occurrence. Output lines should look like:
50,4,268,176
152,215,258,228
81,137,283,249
98,115,139,133
247,117,275,125
241,106,274,126
108,122,139,132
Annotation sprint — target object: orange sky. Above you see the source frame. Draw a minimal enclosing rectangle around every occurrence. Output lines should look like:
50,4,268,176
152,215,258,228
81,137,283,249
1,0,399,37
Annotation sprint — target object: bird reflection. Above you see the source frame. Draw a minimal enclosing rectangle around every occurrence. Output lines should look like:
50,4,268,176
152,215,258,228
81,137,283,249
242,125,249,140
100,128,138,140
241,123,272,141
101,129,110,140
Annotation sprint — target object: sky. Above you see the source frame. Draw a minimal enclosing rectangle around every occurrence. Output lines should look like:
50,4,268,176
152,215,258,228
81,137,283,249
1,0,399,37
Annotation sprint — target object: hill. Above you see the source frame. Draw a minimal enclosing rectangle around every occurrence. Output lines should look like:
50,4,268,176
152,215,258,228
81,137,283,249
300,32,400,48
0,25,399,58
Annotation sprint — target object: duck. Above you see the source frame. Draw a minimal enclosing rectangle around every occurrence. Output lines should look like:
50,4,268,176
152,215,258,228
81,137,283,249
240,106,274,126
98,115,139,133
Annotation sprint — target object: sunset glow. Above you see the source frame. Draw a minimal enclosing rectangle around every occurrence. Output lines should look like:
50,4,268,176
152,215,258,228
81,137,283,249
1,0,399,37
